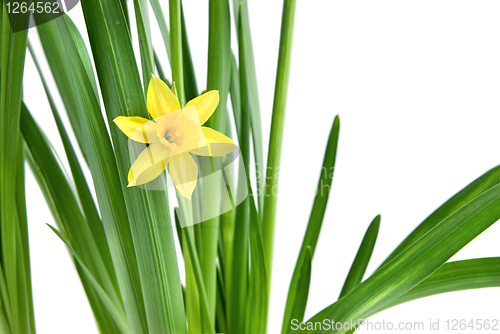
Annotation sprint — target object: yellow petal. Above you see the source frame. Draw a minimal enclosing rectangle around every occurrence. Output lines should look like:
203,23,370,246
128,142,170,186
190,127,237,157
147,75,180,119
168,152,198,199
185,90,219,125
113,116,159,143
128,160,167,186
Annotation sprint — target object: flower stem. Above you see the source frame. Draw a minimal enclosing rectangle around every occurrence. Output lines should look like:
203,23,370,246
262,0,298,291
169,0,185,106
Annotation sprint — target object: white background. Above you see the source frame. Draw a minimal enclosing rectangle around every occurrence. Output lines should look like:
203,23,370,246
23,1,500,333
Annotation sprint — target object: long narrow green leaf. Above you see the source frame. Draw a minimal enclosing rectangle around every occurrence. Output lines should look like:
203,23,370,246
229,53,241,136
46,14,149,333
219,157,236,310
233,0,264,211
206,0,231,132
197,1,232,326
36,17,87,162
0,237,13,333
21,103,124,333
236,6,250,162
281,116,340,333
313,183,500,334
149,0,171,61
133,0,154,88
199,174,221,331
283,247,312,334
0,307,10,334
378,257,500,314
262,0,298,287
339,215,380,298
228,7,251,333
149,3,198,99
245,198,268,334
154,50,171,86
119,0,130,30
174,208,202,334
79,0,187,331
0,264,12,334
182,228,202,334
299,168,500,331
304,257,500,332
186,226,215,333
215,266,228,333
15,134,34,334
380,165,500,268
1,5,32,333
177,198,215,333
0,228,11,334
28,42,118,292
230,189,249,334
47,225,130,334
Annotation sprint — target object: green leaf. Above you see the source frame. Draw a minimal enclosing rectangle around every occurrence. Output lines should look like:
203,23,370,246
0,306,11,334
27,42,118,295
196,1,232,326
182,227,202,334
119,0,130,29
36,16,88,162
233,0,265,212
47,13,149,333
15,134,35,334
380,165,500,268
153,50,171,86
47,224,131,334
149,1,199,100
314,183,500,334
133,0,154,88
229,52,242,136
0,262,13,333
79,0,187,331
149,2,197,101
229,196,249,334
206,0,231,133
174,208,203,334
199,185,220,329
149,0,171,61
378,257,500,314
227,7,252,333
0,264,13,333
262,0,298,285
339,215,380,298
21,103,124,333
245,197,268,334
236,4,251,164
215,265,228,334
219,157,236,303
281,115,340,334
0,6,33,333
283,246,312,334
306,257,500,333
177,198,215,333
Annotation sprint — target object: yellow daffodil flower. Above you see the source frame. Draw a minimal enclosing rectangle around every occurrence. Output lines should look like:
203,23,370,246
114,75,237,199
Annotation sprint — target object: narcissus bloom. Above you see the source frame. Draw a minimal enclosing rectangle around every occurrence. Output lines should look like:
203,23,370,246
114,75,237,199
